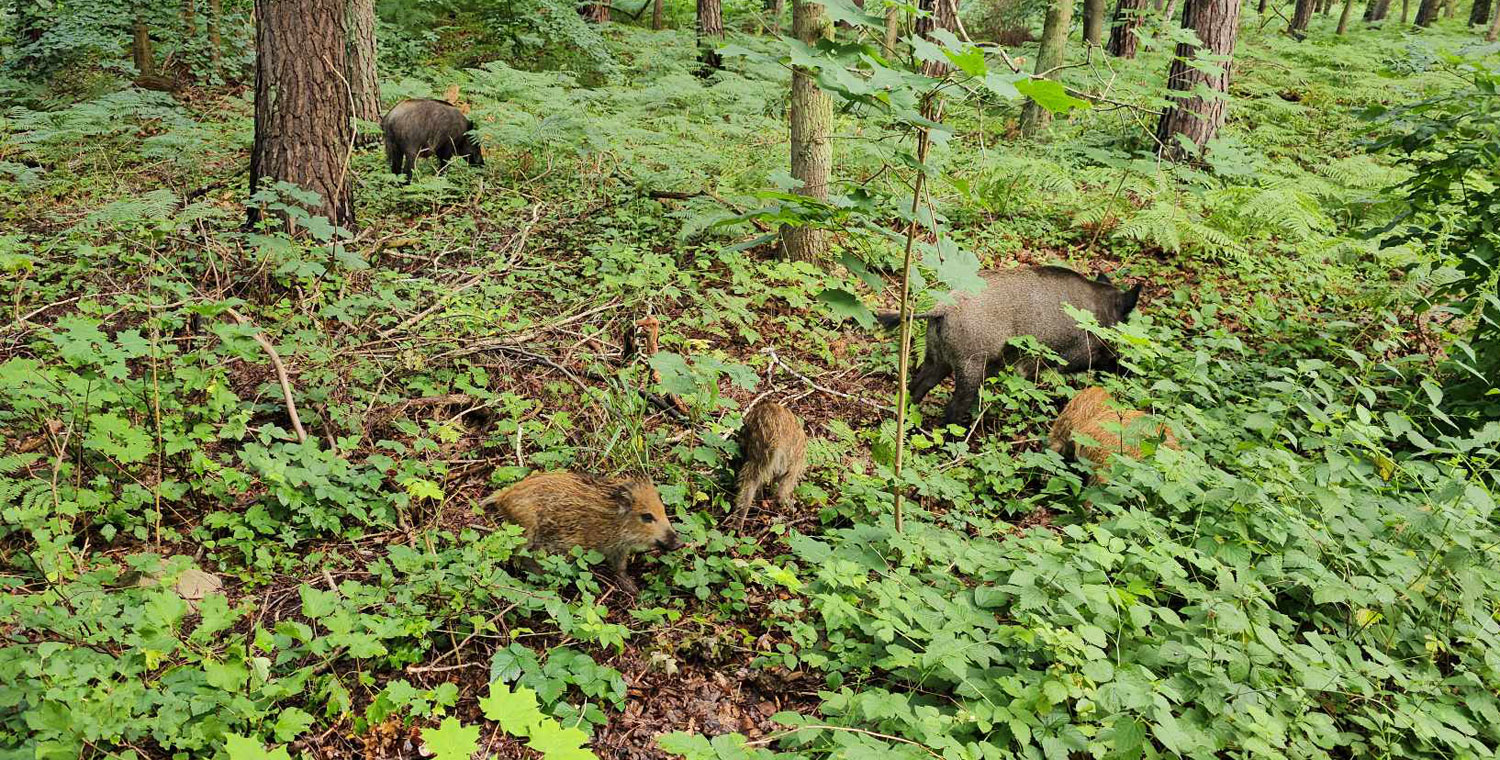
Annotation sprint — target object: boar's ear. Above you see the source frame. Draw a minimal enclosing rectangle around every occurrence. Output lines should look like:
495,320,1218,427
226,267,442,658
1119,284,1143,318
1094,272,1112,285
609,483,636,514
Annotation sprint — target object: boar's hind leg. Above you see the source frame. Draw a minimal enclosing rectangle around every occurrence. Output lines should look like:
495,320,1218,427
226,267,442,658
732,470,768,529
401,150,418,183
909,359,949,405
773,458,805,507
942,359,986,428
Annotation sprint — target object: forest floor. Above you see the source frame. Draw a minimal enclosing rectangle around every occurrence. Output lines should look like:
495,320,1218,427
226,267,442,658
3,10,1499,760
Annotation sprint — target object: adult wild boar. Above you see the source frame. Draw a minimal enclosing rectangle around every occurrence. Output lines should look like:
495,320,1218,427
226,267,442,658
878,266,1143,427
381,99,483,181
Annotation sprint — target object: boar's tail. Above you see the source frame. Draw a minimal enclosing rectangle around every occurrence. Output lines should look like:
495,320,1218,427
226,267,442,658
874,310,941,329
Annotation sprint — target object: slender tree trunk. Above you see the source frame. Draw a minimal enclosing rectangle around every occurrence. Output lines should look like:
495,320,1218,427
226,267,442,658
583,1,610,22
1084,0,1107,43
914,0,959,76
653,0,663,29
884,5,902,55
1400,0,1409,19
1489,0,1500,34
249,0,355,231
1156,0,1240,160
1468,0,1489,25
1375,0,1394,18
1107,0,1149,56
1415,0,1440,23
347,0,381,129
1445,0,1457,18
207,0,223,69
1163,0,1181,22
773,0,785,31
1337,0,1358,30
1259,0,1268,13
1020,0,1076,136
184,0,198,37
782,0,833,263
132,15,156,77
1290,0,1315,35
697,0,724,72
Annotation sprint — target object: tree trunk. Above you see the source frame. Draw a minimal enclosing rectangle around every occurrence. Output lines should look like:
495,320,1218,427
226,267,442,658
1290,0,1315,35
883,5,901,55
1155,0,1240,161
1163,0,1181,22
1107,0,1149,56
1489,0,1500,34
184,0,198,37
1415,0,1440,23
1375,0,1393,18
1337,0,1358,30
697,0,724,72
1445,0,1457,18
347,0,381,128
132,15,156,77
1084,0,1106,44
1020,0,1076,136
914,0,959,76
1363,0,1378,20
782,0,833,263
773,0,786,32
1469,0,1489,25
1259,0,1268,13
583,1,610,22
207,0,223,69
653,0,663,29
249,0,356,231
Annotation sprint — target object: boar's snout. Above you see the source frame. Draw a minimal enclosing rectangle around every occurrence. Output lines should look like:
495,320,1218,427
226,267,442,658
658,530,682,551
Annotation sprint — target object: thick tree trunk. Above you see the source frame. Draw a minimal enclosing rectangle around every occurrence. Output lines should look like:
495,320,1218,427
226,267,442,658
782,0,833,263
1107,0,1149,56
697,0,724,72
207,0,223,69
1337,0,1358,30
1363,0,1378,20
347,0,381,128
1290,0,1315,34
1414,0,1440,23
1155,0,1240,161
583,1,610,22
1020,0,1076,136
914,0,959,76
1469,0,1489,25
1374,0,1393,18
1084,0,1107,44
250,0,355,231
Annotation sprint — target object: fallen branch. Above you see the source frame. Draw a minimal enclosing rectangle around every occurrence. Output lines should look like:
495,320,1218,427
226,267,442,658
225,308,308,444
488,346,689,423
761,347,893,413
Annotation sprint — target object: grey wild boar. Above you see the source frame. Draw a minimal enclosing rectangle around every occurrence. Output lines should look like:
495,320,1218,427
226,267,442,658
732,401,808,530
877,266,1143,427
381,99,484,181
480,471,681,595
1049,386,1179,482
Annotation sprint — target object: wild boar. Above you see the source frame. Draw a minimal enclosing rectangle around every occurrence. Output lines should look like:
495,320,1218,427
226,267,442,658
732,401,808,529
877,266,1143,427
381,99,484,182
480,471,681,595
1048,386,1178,481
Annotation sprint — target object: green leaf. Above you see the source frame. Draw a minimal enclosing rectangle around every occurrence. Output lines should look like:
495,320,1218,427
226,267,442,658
224,735,293,760
479,682,546,738
526,719,595,759
272,708,315,742
817,288,876,329
1015,79,1092,115
421,718,480,760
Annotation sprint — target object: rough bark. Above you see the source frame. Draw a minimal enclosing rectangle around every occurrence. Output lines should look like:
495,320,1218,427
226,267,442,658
1363,0,1378,20
1020,0,1076,136
1290,0,1315,35
782,0,833,263
1489,0,1500,35
347,0,381,128
249,0,356,231
1163,0,1181,23
583,1,610,22
884,4,901,55
697,0,724,72
914,0,959,76
1415,0,1440,24
1084,0,1107,44
207,0,223,69
1155,0,1240,161
653,0,663,29
1374,0,1393,18
1107,0,1150,57
184,0,197,37
132,15,156,77
1344,0,1368,29
1469,0,1489,25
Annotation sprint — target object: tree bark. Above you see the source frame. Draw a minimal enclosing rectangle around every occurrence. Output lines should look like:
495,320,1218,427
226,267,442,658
884,4,901,55
782,0,833,263
347,0,381,128
1155,0,1240,161
207,0,223,69
1163,0,1181,22
1469,0,1489,25
697,0,724,72
1020,0,1076,136
1107,0,1150,57
1259,0,1268,14
1363,0,1378,20
653,0,663,29
914,0,959,76
1445,0,1457,18
1337,0,1358,30
1289,0,1315,34
132,14,156,77
249,0,356,231
1375,0,1393,18
184,0,198,37
1489,0,1500,34
1414,0,1440,23
583,1,610,22
1084,0,1107,44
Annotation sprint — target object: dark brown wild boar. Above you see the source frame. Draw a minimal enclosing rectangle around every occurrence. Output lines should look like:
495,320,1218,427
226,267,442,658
732,401,807,529
1048,386,1179,482
381,99,483,182
480,471,680,595
877,265,1143,427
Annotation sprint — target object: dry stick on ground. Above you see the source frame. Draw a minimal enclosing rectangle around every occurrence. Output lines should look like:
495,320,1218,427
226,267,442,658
746,725,941,758
761,347,893,413
225,308,308,443
486,346,690,422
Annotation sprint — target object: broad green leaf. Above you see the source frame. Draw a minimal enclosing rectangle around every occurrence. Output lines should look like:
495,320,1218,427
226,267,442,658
224,735,292,760
479,682,546,738
817,288,876,329
1015,79,1092,115
421,718,480,760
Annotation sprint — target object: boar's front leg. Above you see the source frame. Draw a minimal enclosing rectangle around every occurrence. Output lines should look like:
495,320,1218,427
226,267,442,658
943,358,986,428
608,551,639,596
